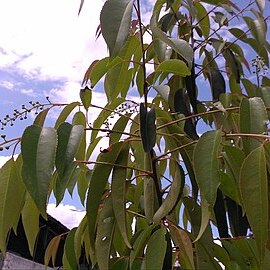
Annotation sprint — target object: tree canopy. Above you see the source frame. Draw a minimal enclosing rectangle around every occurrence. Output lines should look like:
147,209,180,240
0,0,270,269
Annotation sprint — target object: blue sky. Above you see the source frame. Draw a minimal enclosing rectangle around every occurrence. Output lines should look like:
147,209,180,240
0,0,269,228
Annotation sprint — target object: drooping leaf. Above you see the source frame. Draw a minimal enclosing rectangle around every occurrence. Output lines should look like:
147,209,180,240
208,68,226,100
185,63,198,114
140,103,156,152
240,97,268,154
194,130,222,206
142,227,167,270
21,125,57,217
0,158,25,254
100,0,133,57
44,234,62,268
72,111,87,160
223,49,241,83
22,193,40,256
86,142,124,249
239,146,268,262
54,102,80,129
173,88,199,140
130,224,158,268
255,0,265,13
95,196,115,270
213,189,229,238
169,224,195,270
111,142,131,248
194,2,210,38
153,163,184,223
64,228,78,270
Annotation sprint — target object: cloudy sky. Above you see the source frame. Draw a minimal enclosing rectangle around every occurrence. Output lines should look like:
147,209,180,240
0,0,269,228
0,0,110,228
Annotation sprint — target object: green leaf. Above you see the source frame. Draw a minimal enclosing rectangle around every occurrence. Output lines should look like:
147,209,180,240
194,130,222,206
21,125,57,217
34,108,50,127
100,0,133,57
140,103,157,152
95,196,115,270
0,158,25,254
244,15,266,45
72,111,86,160
86,142,124,249
153,163,184,223
130,224,158,268
142,227,167,270
240,97,268,154
22,193,40,256
256,0,265,13
155,59,191,78
239,146,268,262
194,2,210,38
111,142,131,248
151,26,193,67
54,102,80,129
153,85,170,102
169,225,195,270
64,228,78,270
91,98,125,141
80,86,92,110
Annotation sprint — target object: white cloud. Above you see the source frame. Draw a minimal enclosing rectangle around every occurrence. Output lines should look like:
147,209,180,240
0,0,107,82
47,203,85,229
0,154,18,167
0,81,15,90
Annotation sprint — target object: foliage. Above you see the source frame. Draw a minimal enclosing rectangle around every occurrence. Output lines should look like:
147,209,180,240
1,0,270,269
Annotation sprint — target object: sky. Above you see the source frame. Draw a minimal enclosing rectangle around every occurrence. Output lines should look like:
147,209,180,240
0,0,109,228
0,0,269,229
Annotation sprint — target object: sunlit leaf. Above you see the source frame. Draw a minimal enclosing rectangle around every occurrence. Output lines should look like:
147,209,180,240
34,108,50,127
22,193,39,256
21,125,57,217
194,2,210,38
100,0,133,57
54,102,80,129
240,97,268,154
0,158,25,254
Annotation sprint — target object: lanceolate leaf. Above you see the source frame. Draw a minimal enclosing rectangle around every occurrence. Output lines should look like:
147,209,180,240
194,130,222,206
111,142,131,248
86,142,124,249
44,234,62,268
153,163,184,223
142,227,167,270
34,108,50,127
240,97,268,154
100,0,133,57
22,193,40,256
21,125,57,217
64,228,78,270
140,103,157,152
56,123,84,176
80,86,92,110
194,2,210,38
95,196,115,270
54,102,80,129
239,146,268,262
169,225,195,270
0,158,25,254
208,68,226,101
